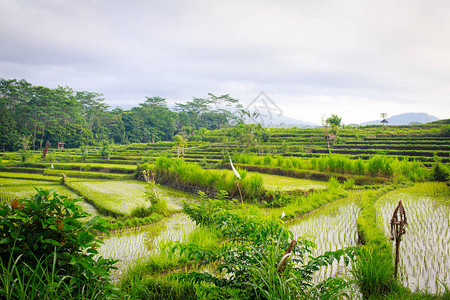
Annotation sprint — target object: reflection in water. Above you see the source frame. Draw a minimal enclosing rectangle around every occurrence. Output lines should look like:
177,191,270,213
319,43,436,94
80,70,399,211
377,195,450,294
289,202,360,282
96,214,196,282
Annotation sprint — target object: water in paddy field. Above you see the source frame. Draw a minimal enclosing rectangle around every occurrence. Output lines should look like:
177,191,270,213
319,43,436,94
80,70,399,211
376,195,450,294
289,201,361,282
96,213,196,283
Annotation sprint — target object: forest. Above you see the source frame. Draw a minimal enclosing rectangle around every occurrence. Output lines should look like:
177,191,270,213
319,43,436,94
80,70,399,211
0,78,251,151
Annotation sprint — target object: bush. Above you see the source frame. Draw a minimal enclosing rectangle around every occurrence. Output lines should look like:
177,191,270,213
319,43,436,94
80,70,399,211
131,206,152,218
432,164,449,182
177,194,356,299
0,189,119,299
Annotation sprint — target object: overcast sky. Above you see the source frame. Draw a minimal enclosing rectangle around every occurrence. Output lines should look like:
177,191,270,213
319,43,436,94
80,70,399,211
1,0,449,124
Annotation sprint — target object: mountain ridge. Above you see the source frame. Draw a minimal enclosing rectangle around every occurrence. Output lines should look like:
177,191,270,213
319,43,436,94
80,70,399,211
360,112,439,126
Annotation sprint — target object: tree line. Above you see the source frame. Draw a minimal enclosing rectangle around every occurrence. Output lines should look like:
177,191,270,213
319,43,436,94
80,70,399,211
0,78,251,151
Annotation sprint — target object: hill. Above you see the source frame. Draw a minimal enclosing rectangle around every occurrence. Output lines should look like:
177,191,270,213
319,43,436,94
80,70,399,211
360,112,439,126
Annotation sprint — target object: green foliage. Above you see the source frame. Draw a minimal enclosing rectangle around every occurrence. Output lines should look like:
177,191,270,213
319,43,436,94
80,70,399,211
153,157,264,201
440,125,450,137
123,276,197,300
355,188,396,298
80,145,88,163
19,150,32,162
326,114,342,127
0,106,18,151
175,194,356,299
432,163,449,182
99,141,111,159
0,188,119,299
343,178,356,189
328,177,340,189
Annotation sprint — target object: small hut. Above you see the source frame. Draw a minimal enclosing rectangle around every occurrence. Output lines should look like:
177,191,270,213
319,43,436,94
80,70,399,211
325,134,337,148
57,142,65,150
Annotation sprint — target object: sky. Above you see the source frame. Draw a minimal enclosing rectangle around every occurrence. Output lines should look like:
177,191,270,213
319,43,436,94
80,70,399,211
1,0,450,124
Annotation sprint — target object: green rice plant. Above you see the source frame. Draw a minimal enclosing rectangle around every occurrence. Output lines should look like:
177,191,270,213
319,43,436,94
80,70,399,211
328,177,340,190
343,178,356,190
251,172,328,192
241,174,263,201
44,169,132,180
376,183,450,294
354,158,366,175
352,246,397,297
354,187,397,298
153,157,264,201
270,188,349,220
0,171,61,182
263,155,273,165
122,276,197,300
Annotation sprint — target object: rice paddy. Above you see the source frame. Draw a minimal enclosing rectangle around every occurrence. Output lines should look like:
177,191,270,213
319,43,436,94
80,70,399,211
248,172,328,191
97,213,197,282
0,178,98,217
376,184,450,294
67,180,195,215
1,125,449,298
289,194,361,281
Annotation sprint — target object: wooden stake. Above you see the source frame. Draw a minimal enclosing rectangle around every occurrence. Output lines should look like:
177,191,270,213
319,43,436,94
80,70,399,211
236,180,243,204
277,239,297,275
390,200,407,278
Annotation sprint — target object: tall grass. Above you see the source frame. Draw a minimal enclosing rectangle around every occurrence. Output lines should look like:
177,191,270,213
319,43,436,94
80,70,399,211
232,153,428,182
354,187,399,298
0,249,119,300
152,157,264,201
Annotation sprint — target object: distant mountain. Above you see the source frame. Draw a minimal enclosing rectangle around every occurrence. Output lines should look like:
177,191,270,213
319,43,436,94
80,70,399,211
360,113,439,126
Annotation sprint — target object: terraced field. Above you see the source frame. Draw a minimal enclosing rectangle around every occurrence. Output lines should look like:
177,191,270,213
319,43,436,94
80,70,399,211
376,183,450,293
1,124,449,298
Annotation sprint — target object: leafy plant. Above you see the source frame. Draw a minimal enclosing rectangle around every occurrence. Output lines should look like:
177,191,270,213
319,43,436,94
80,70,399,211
174,193,356,299
432,163,449,182
0,188,119,299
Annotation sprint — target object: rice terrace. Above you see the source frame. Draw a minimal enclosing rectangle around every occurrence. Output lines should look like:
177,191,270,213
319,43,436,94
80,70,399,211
0,79,449,299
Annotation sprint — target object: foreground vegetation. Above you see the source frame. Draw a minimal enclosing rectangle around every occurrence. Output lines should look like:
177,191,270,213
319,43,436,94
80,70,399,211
1,122,449,299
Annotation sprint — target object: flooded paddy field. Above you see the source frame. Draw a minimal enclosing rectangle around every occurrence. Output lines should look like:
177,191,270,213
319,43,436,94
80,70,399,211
68,180,196,215
248,171,329,191
376,186,450,294
0,178,98,217
96,213,196,282
289,194,361,281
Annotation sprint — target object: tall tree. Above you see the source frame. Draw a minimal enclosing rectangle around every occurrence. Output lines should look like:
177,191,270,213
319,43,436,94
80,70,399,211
0,106,18,151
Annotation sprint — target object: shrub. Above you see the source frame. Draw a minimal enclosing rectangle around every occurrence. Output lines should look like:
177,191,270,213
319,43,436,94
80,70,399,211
432,164,449,182
0,189,119,299
131,206,152,218
177,194,356,299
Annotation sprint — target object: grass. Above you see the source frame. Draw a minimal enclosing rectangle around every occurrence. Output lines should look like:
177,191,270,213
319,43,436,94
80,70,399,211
64,180,149,216
266,182,349,220
0,179,99,217
151,157,265,201
354,187,399,298
44,169,133,180
0,171,61,182
64,179,193,217
232,153,429,182
0,249,114,300
249,171,328,191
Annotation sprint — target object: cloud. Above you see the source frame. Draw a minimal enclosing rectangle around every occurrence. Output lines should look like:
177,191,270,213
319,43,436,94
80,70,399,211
1,0,449,123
